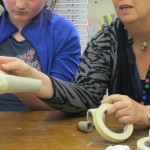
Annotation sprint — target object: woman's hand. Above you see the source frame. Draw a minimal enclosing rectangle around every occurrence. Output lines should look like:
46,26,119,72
102,94,150,127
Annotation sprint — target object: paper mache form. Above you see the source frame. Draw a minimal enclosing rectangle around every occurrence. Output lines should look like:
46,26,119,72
0,71,41,94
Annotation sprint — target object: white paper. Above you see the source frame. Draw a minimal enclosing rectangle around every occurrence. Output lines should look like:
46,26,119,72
106,145,131,150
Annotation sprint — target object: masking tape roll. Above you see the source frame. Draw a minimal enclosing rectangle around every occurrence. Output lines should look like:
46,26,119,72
87,103,133,143
137,137,150,150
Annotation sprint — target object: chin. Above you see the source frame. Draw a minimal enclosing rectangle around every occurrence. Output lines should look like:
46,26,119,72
119,17,138,25
13,17,29,22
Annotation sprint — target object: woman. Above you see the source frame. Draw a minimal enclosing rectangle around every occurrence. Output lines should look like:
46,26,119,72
0,0,81,111
1,0,150,128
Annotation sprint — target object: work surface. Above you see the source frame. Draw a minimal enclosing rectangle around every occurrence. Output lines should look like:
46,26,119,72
0,111,148,150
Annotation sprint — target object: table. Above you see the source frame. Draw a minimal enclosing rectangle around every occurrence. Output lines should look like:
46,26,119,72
0,111,148,150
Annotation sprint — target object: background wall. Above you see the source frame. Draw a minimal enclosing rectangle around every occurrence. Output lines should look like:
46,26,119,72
88,0,115,18
53,0,116,50
0,5,3,15
87,0,116,38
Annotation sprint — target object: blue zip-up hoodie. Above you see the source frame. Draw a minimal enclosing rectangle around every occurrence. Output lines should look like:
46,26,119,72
0,9,81,81
0,9,81,111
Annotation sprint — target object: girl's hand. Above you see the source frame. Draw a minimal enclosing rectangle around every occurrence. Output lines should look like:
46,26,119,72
0,56,53,99
0,56,34,77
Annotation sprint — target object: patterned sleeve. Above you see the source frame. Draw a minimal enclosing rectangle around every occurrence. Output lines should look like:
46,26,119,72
43,22,118,115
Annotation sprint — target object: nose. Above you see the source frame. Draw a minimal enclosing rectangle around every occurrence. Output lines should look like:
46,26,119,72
15,0,27,9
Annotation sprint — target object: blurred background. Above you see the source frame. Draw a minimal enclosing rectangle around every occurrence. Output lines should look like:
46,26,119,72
48,0,115,53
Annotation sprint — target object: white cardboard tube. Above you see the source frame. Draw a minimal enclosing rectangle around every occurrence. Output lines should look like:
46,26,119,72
77,121,93,132
0,72,41,94
87,108,97,122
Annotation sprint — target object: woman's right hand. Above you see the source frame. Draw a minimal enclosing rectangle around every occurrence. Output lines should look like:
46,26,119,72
102,94,150,127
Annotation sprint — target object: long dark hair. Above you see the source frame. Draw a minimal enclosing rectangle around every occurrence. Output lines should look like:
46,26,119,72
43,0,57,20
46,0,57,11
50,0,57,11
0,0,4,7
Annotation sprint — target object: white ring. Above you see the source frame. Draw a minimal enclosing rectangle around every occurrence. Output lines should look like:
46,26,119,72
93,103,133,143
137,137,150,150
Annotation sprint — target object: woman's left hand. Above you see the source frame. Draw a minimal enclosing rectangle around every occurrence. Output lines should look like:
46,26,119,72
102,94,150,127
